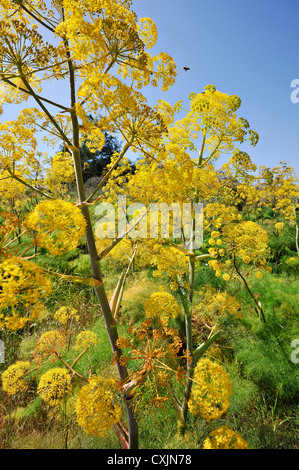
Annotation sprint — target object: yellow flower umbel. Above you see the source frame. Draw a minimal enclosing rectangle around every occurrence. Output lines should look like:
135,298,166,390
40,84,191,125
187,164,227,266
25,199,87,255
203,426,248,449
75,375,122,437
75,330,98,350
33,330,65,364
223,220,269,266
152,246,189,290
208,220,271,282
117,318,182,409
144,291,179,325
0,211,20,257
274,222,284,233
188,358,233,420
44,152,75,198
37,368,72,406
2,361,30,395
195,285,242,320
0,256,52,330
54,306,79,325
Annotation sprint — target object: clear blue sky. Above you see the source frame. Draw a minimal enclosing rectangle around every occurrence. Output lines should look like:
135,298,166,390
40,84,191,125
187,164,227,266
1,0,298,174
132,0,299,173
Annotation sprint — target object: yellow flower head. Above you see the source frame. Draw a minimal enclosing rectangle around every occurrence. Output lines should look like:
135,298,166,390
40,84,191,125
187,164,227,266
37,367,72,406
223,221,269,266
137,17,158,49
255,271,263,279
208,247,218,257
203,426,248,449
54,306,79,325
26,200,87,255
152,246,189,290
0,256,51,330
33,330,65,363
211,231,221,239
188,358,233,420
2,361,30,396
274,222,284,233
75,375,122,437
75,330,98,350
195,285,241,320
144,291,179,325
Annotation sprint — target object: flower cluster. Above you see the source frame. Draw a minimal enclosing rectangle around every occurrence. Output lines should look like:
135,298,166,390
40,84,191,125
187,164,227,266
0,212,20,256
25,200,87,255
37,367,72,406
222,149,257,180
0,256,51,330
44,152,75,197
117,318,182,375
144,291,180,325
75,375,122,437
208,220,271,280
75,330,98,350
152,246,189,290
33,330,65,364
195,285,241,320
1,361,30,395
203,426,248,449
223,220,269,265
258,162,299,225
274,222,284,233
204,202,241,232
54,306,79,325
117,317,182,409
188,358,233,420
137,17,158,50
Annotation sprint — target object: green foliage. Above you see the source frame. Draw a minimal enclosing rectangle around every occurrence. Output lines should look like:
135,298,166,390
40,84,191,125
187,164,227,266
11,397,43,422
221,302,299,405
267,224,298,273
68,254,92,277
194,263,226,291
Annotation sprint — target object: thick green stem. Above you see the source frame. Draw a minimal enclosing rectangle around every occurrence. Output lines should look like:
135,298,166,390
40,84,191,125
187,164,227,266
73,146,138,448
177,309,193,434
176,193,199,434
65,43,138,448
198,132,207,166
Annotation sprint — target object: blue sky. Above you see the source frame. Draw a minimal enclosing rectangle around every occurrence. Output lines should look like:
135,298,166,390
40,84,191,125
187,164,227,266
132,0,299,173
1,0,298,174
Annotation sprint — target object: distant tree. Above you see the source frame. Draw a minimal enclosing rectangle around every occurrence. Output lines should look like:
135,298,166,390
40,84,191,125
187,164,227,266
58,116,121,183
80,127,121,182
